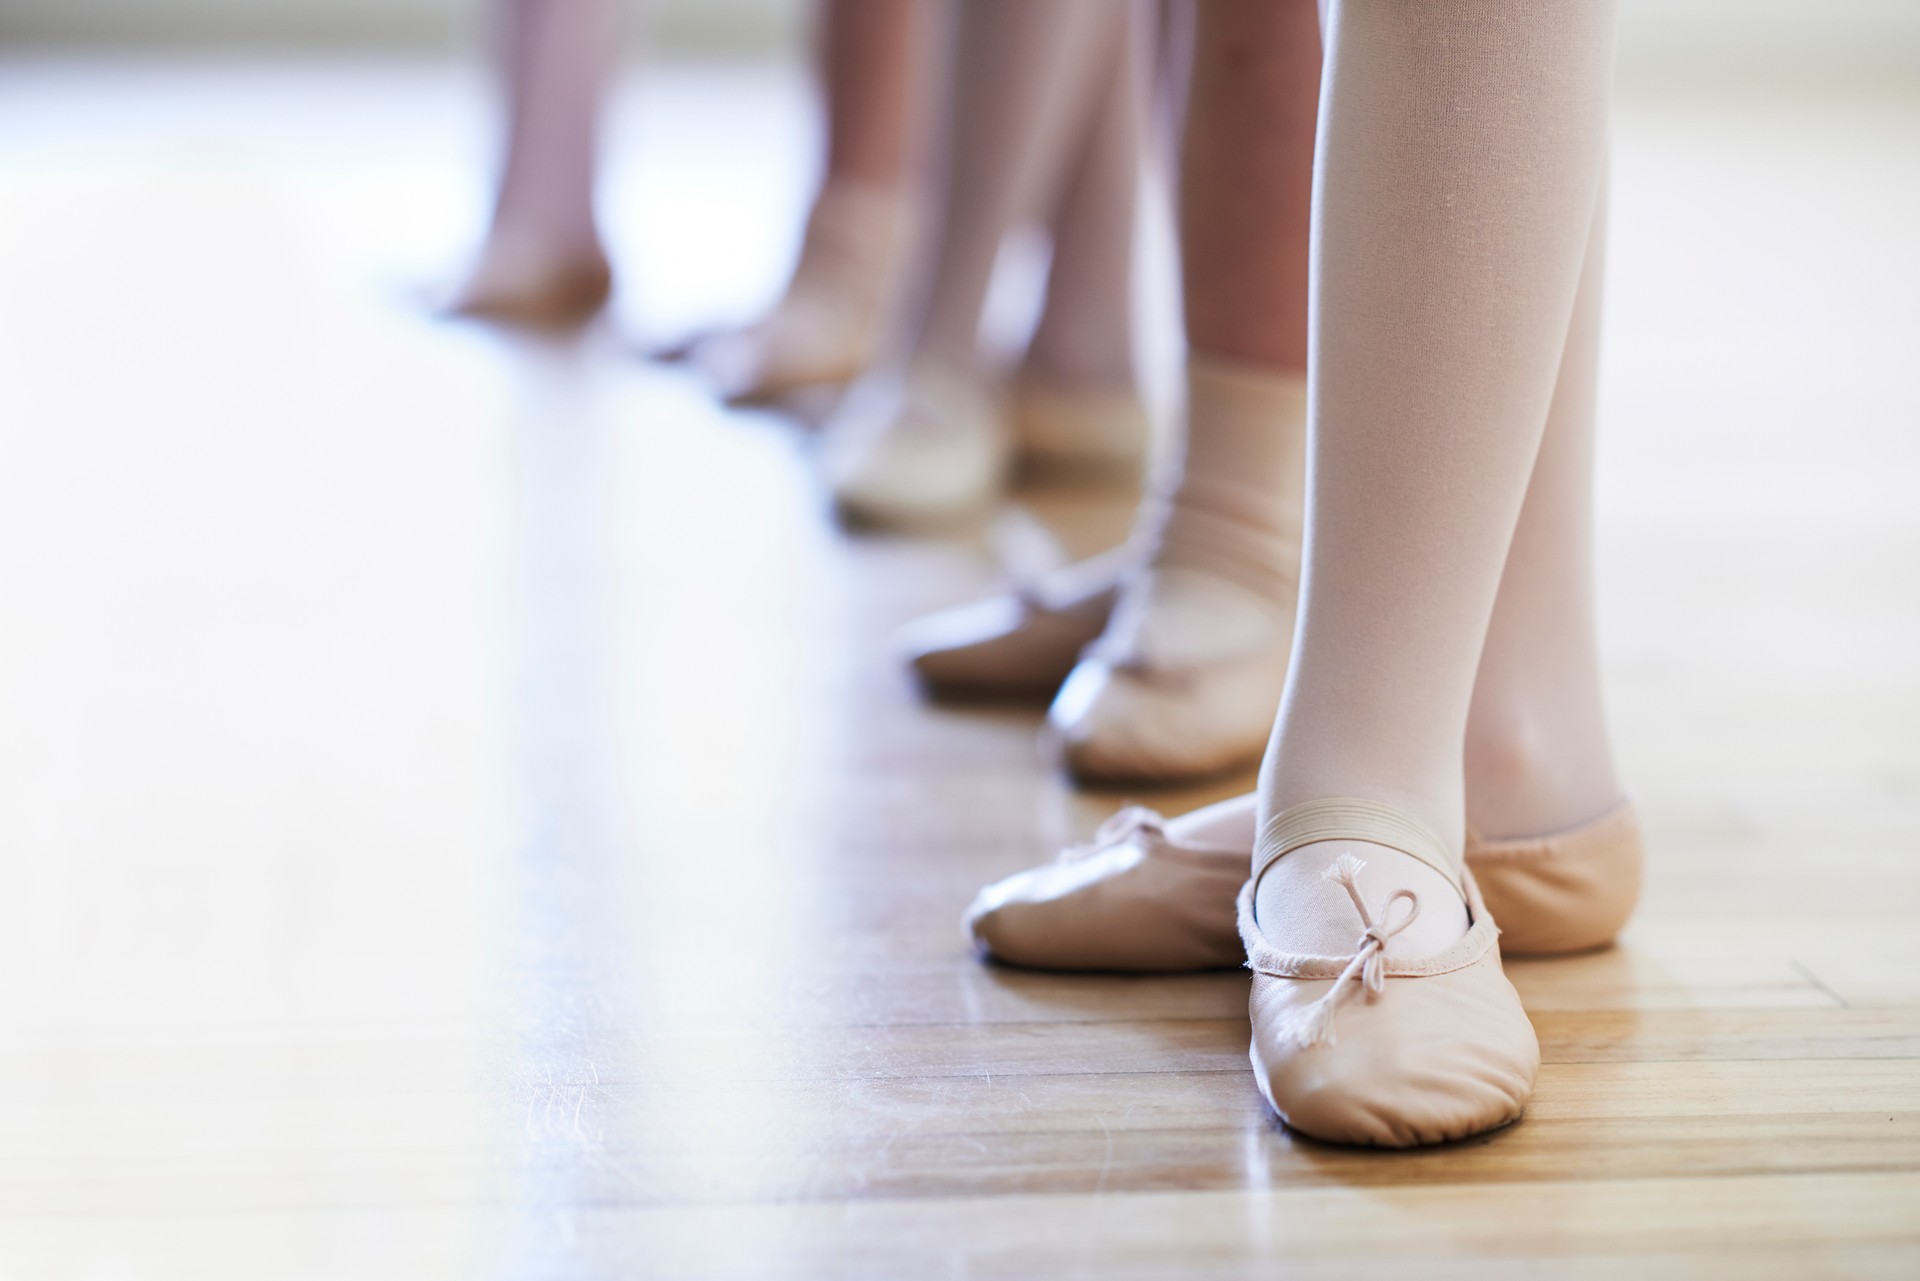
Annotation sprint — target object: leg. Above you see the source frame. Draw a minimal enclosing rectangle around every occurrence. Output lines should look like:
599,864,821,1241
818,0,927,191
1010,5,1160,474
822,0,1140,527
1180,0,1313,372
698,0,935,403
907,0,1128,373
1245,0,1617,1146
962,184,1642,978
447,0,616,325
1256,0,1616,950
1022,19,1144,393
1464,180,1623,841
1045,0,1319,783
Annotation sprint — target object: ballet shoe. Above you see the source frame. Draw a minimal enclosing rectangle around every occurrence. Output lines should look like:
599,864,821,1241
902,581,1115,701
1466,800,1643,955
440,237,612,329
699,287,876,407
1010,374,1154,486
1047,567,1292,786
964,796,1642,973
966,795,1253,971
965,806,1249,971
1240,799,1537,1147
901,542,1130,700
821,360,1009,529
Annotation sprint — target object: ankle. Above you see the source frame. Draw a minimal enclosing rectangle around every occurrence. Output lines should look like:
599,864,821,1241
1259,760,1466,863
1143,356,1305,605
1463,709,1621,841
1249,818,1470,959
1018,335,1136,395
789,182,915,307
480,215,607,272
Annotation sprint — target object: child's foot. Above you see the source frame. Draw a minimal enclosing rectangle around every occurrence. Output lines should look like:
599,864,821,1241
1240,798,1537,1147
696,183,915,406
820,360,1009,530
441,231,611,329
961,793,1642,971
902,548,1127,701
1050,564,1295,785
1046,355,1306,786
966,795,1257,971
1008,370,1154,486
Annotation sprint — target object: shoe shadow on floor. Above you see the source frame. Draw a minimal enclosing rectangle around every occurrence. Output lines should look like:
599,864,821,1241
972,954,1251,1013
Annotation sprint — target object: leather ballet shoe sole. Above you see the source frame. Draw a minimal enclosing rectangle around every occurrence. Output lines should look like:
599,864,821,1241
1239,800,1538,1147
965,798,1643,972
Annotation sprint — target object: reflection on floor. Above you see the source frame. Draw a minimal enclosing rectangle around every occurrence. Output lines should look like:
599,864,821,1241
0,57,1917,1279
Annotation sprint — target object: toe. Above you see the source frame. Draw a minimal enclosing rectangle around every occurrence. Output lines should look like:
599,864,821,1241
1249,960,1539,1147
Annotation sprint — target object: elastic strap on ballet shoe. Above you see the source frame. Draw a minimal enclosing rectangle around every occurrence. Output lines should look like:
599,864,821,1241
1253,797,1462,894
1235,796,1500,997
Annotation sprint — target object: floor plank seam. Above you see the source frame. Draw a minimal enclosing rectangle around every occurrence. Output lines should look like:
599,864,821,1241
1788,958,1853,1009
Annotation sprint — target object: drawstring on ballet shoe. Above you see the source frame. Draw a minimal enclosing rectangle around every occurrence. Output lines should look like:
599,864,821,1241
1061,806,1167,862
1266,852,1422,1049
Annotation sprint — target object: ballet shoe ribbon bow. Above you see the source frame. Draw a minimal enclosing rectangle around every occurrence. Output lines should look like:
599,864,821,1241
1062,806,1167,862
1278,852,1421,1048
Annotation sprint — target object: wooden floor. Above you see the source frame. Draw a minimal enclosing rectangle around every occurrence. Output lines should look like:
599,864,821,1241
1,57,1917,1280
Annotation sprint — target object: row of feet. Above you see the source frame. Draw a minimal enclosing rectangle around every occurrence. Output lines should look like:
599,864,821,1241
444,217,1627,1151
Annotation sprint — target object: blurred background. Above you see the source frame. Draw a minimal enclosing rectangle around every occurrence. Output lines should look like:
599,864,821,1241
5,0,1920,72
7,0,1920,68
3,0,1915,343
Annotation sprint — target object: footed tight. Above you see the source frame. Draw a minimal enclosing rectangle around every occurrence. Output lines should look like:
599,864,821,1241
1131,0,1321,636
1020,18,1143,391
690,0,934,399
1041,0,1319,784
1117,182,1621,857
1181,0,1317,371
816,0,930,194
1253,0,1620,960
908,0,1141,382
820,0,1148,525
1463,182,1622,843
1120,0,1320,642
